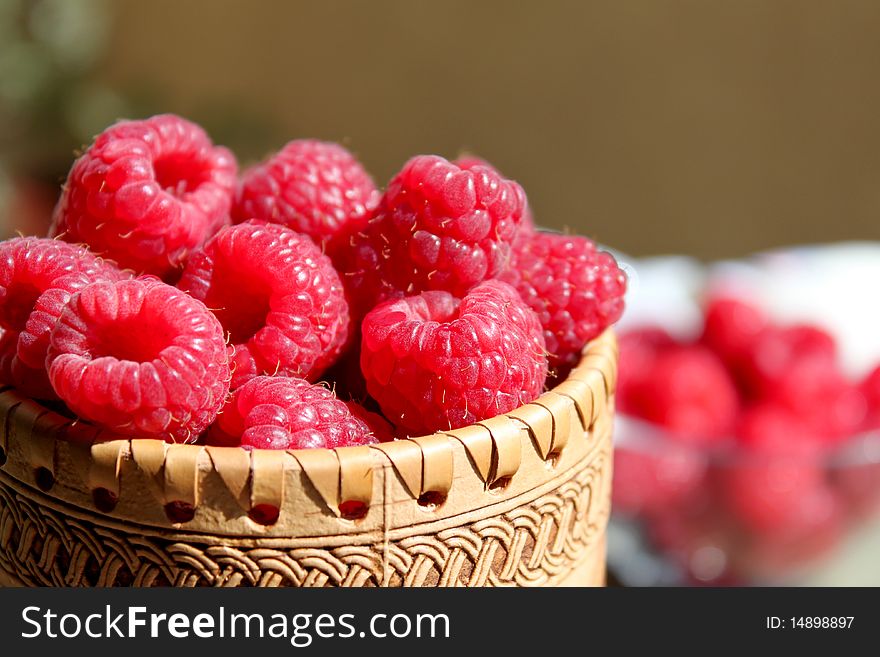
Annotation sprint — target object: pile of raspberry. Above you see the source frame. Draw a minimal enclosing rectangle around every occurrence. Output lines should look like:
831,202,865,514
0,113,627,450
613,296,880,583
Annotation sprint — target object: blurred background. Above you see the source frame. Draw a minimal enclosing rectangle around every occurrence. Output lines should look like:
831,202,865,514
3,0,880,587
2,0,880,255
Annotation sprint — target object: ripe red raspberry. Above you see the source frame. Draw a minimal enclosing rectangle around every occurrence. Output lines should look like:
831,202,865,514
206,376,380,449
728,320,862,441
0,237,124,398
336,155,527,317
740,324,836,401
50,114,237,278
178,221,350,389
47,278,230,442
616,326,677,400
233,140,380,250
619,345,739,445
800,376,867,443
716,461,829,537
612,445,706,516
745,486,843,570
360,279,547,436
498,231,626,373
735,403,823,456
700,295,767,375
717,402,830,537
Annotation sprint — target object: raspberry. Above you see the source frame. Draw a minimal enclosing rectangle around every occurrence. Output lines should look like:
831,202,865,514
740,324,836,401
47,278,230,442
700,295,767,375
360,279,547,436
745,487,842,571
0,237,124,398
619,345,739,445
234,140,380,250
716,460,829,537
336,155,527,317
800,377,867,442
206,376,380,449
616,326,677,400
178,221,350,389
735,403,824,456
498,231,627,372
612,445,706,516
50,114,237,278
718,402,830,537
730,321,862,441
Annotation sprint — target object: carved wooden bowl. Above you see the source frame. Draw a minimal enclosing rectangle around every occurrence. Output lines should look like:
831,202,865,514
0,331,616,587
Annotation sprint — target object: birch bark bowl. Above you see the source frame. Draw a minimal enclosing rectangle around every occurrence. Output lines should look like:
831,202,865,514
0,330,617,587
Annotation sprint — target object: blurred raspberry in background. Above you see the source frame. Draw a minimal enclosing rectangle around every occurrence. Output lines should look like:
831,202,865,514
611,248,880,586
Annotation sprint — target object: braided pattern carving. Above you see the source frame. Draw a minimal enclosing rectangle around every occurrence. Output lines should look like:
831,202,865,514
0,451,608,587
